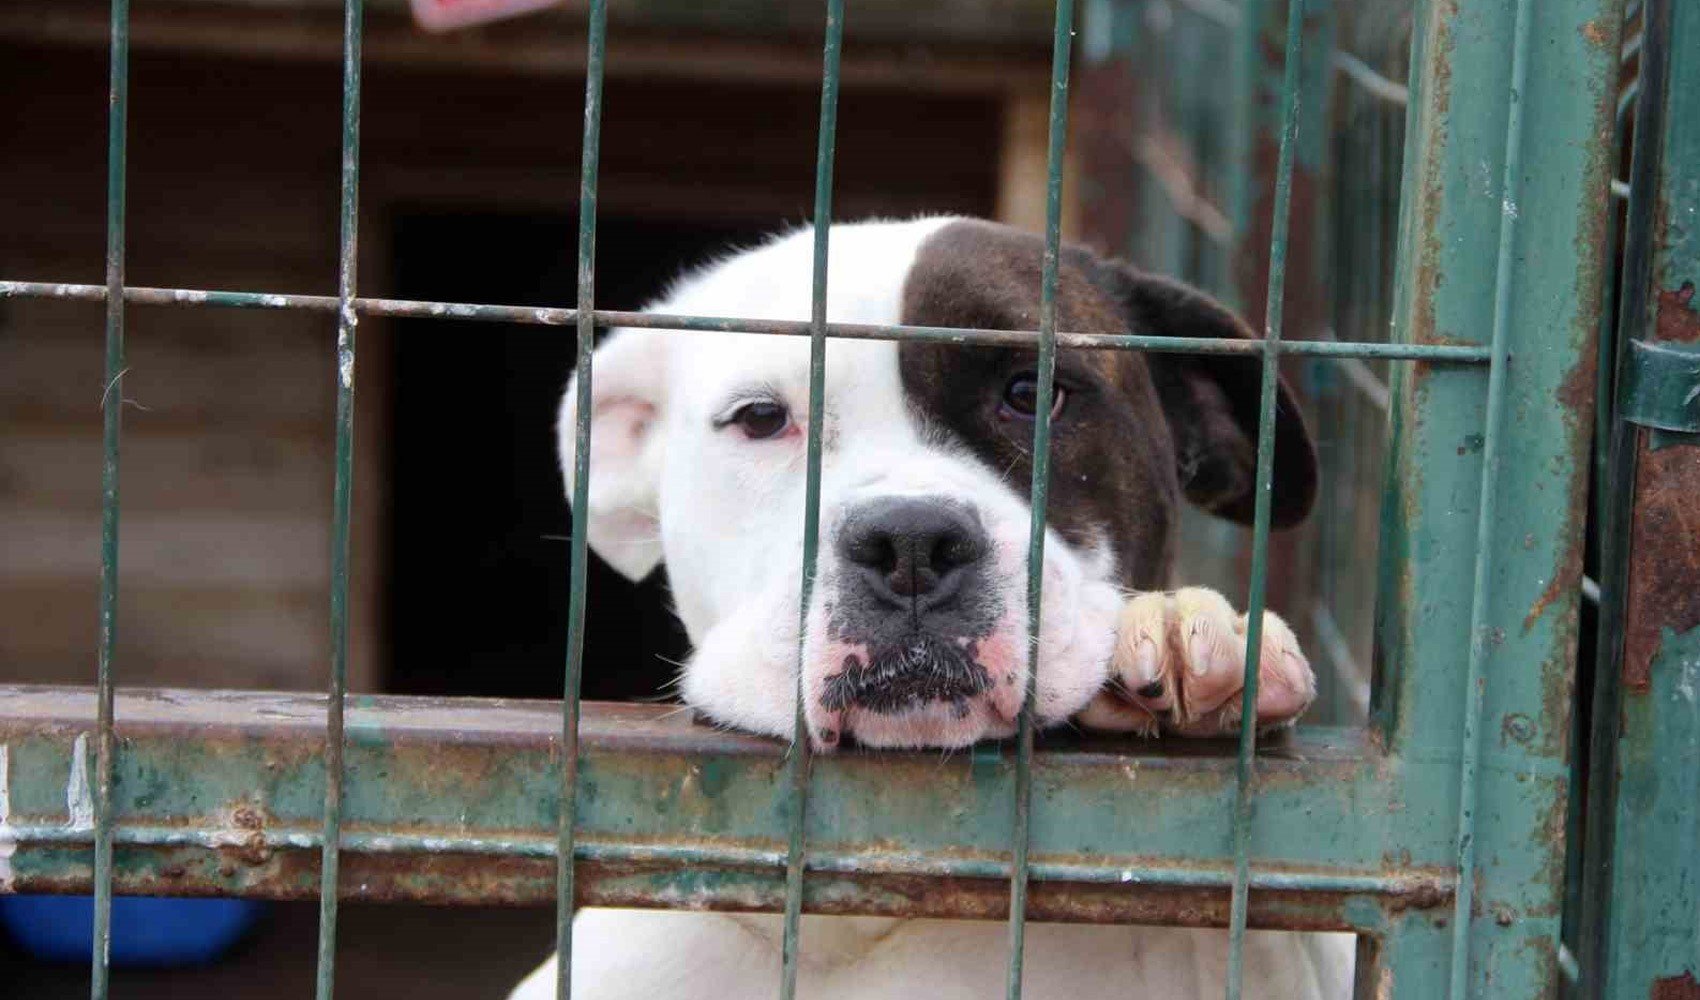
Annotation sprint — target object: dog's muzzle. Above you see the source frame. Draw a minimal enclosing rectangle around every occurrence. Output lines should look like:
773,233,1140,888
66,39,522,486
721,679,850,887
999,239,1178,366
818,497,1007,730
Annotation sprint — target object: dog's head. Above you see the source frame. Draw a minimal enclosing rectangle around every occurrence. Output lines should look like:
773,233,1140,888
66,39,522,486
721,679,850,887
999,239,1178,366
558,217,1315,749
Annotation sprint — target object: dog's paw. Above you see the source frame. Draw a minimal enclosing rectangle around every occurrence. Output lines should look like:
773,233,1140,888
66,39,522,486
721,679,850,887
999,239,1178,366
1074,587,1315,737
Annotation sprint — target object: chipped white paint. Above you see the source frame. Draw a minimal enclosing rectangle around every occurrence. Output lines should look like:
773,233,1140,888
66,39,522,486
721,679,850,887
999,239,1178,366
1676,648,1698,706
0,745,16,891
262,293,290,308
339,350,356,389
1501,197,1520,220
66,732,94,830
172,288,209,304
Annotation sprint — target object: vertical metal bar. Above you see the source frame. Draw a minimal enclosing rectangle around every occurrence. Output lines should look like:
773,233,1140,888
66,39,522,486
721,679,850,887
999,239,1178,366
1005,2,1073,998
1221,1,1305,997
89,0,129,994
777,2,844,997
1446,1,1532,995
1587,0,1700,995
315,0,362,996
555,3,608,998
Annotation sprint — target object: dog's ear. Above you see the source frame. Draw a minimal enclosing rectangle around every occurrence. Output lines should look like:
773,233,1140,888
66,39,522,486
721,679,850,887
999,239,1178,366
1092,261,1317,528
556,329,668,581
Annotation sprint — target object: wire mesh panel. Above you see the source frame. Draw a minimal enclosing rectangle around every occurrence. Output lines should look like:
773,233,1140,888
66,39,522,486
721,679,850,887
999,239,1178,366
0,0,1643,998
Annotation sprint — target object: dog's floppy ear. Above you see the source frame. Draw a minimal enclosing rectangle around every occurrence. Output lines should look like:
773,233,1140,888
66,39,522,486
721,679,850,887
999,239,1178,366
556,329,668,581
1092,261,1317,528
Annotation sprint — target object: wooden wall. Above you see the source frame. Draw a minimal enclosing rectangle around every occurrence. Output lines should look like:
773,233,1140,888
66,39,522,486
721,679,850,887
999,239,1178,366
0,38,1017,694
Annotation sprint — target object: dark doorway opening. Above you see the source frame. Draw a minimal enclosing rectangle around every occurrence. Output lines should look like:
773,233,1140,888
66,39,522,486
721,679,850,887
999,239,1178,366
386,212,773,701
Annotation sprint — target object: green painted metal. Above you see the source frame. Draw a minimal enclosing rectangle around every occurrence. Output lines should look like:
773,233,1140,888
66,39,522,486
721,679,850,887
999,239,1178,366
0,0,1647,996
1377,0,1622,995
1577,0,1664,992
1224,0,1308,994
316,0,363,996
556,1,607,997
1,688,1454,924
1605,626,1700,998
0,280,1491,360
91,0,129,993
1619,339,1700,433
779,1,843,996
1447,0,1534,992
1589,0,1700,993
1006,1,1074,995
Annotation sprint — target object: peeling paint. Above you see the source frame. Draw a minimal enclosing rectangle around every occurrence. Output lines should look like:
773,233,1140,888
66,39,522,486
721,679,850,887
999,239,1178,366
0,745,16,892
66,731,93,830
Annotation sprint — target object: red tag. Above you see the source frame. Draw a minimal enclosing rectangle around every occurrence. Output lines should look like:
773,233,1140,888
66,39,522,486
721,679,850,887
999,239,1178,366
409,0,562,31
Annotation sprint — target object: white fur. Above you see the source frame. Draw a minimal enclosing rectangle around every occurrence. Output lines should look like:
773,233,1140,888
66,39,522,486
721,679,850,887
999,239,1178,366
531,218,1352,1000
557,217,1119,748
510,913,1352,1000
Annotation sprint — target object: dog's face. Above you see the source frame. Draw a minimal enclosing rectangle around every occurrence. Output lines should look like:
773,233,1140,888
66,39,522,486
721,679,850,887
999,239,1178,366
559,217,1314,749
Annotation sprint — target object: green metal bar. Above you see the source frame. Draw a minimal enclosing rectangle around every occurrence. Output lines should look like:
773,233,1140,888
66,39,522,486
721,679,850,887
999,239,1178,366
1223,0,1306,995
778,2,843,996
556,2,607,998
1006,3,1073,997
2,686,1455,925
1579,47,1669,987
1378,0,1621,993
0,281,1494,361
315,0,362,997
1,818,1447,896
1590,0,1700,994
1447,1,1533,994
89,0,129,993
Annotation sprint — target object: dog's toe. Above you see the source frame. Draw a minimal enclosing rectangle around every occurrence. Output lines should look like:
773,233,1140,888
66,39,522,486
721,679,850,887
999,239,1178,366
1083,587,1317,738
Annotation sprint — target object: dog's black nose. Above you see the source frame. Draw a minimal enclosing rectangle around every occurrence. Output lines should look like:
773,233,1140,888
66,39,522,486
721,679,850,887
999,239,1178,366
837,498,989,607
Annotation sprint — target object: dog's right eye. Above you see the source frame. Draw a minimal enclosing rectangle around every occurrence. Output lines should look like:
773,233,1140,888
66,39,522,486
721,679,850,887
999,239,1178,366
723,400,792,440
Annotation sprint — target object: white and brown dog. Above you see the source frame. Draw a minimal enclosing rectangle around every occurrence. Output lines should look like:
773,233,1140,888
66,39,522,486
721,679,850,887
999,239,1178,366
510,217,1352,999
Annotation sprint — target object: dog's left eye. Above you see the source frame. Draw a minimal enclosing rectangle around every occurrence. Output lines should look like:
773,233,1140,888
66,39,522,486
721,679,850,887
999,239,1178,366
1000,374,1067,421
725,400,792,440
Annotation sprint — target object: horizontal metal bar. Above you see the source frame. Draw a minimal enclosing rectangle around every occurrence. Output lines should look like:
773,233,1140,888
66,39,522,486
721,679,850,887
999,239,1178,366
5,823,1446,897
1332,50,1411,106
0,686,1466,931
0,280,1493,361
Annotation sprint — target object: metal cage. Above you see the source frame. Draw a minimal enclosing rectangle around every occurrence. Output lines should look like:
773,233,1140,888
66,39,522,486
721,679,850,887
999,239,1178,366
2,0,1696,997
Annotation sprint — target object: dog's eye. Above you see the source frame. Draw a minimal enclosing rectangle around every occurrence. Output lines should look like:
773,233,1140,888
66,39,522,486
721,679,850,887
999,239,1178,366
1000,374,1066,420
727,400,791,440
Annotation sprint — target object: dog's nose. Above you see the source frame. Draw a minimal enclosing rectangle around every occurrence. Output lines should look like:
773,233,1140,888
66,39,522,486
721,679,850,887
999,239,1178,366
837,498,989,606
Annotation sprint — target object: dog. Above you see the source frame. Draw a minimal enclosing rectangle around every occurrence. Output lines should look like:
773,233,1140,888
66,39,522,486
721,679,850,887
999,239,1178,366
509,216,1353,999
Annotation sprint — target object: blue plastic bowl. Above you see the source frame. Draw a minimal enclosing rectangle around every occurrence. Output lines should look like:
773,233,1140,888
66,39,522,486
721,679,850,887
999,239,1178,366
0,895,264,967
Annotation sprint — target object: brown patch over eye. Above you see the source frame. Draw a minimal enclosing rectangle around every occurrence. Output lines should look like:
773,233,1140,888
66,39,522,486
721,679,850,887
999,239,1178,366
999,374,1066,420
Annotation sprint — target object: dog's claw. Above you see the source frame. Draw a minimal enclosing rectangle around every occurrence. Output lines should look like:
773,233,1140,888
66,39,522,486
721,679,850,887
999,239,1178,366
1078,586,1315,737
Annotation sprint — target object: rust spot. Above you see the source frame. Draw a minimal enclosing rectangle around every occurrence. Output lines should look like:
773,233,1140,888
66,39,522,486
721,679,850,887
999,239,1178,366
1580,20,1611,48
1623,290,1700,691
1652,972,1700,1000
215,802,273,867
1656,282,1700,344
